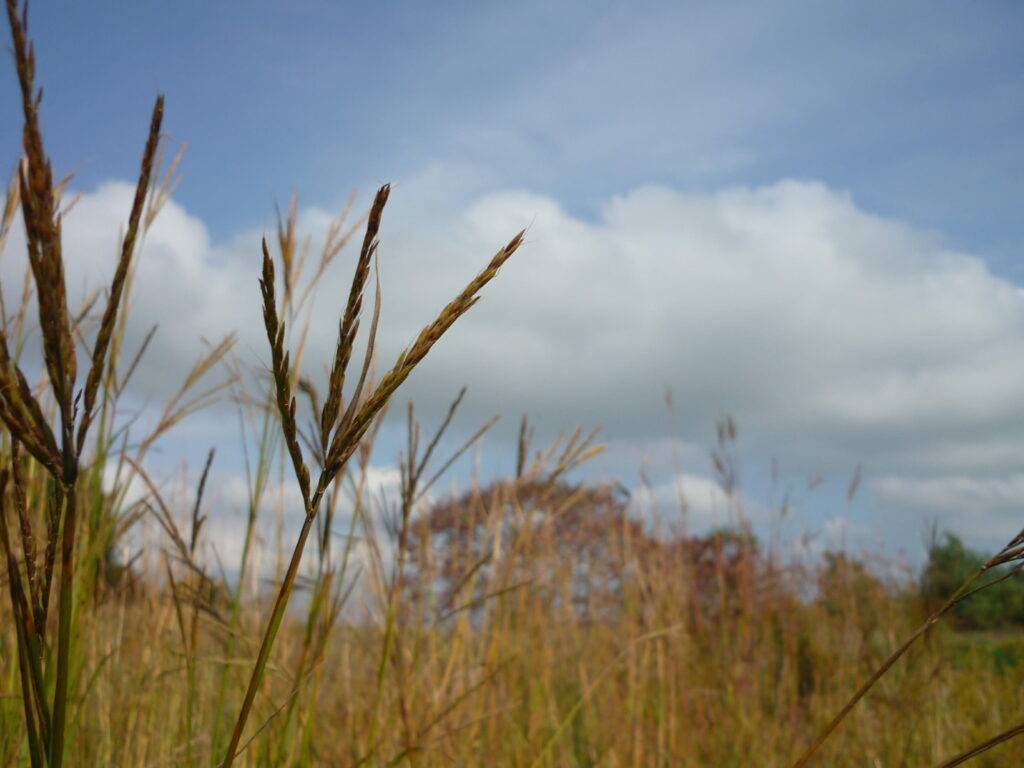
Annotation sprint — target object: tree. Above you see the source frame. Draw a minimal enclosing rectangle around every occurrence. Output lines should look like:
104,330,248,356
405,476,765,624
921,532,1024,629
406,478,639,621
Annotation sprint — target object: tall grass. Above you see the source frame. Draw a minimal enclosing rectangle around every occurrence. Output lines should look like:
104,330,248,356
0,5,1022,766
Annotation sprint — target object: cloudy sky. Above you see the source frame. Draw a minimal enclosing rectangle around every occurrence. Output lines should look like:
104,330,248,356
1,1,1022,561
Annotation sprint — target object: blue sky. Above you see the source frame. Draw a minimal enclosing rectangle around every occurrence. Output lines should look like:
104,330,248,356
5,2,1022,260
2,1,1024,562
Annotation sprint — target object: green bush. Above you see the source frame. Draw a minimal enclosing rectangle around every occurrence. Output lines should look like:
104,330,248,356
921,533,1024,629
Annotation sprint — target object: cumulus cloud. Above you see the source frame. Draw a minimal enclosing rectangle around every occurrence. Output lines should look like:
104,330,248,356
106,459,402,581
4,170,1024,549
628,471,764,532
873,474,1024,546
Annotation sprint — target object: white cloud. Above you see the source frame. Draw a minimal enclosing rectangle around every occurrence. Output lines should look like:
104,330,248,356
822,516,853,549
5,171,1024,549
874,474,1024,513
103,458,402,583
873,474,1024,546
628,472,763,533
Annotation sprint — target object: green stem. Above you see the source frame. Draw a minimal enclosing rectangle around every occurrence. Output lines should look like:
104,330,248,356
221,501,320,767
49,481,77,768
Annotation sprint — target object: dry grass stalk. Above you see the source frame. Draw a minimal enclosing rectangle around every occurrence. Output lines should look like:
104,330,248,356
221,187,522,766
937,721,1024,767
0,4,168,765
76,95,164,455
320,184,389,456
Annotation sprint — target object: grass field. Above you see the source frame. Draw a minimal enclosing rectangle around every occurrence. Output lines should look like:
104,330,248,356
3,436,1024,766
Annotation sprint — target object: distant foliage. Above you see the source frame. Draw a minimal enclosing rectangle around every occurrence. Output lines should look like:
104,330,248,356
406,477,767,625
817,551,890,619
921,532,1024,629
